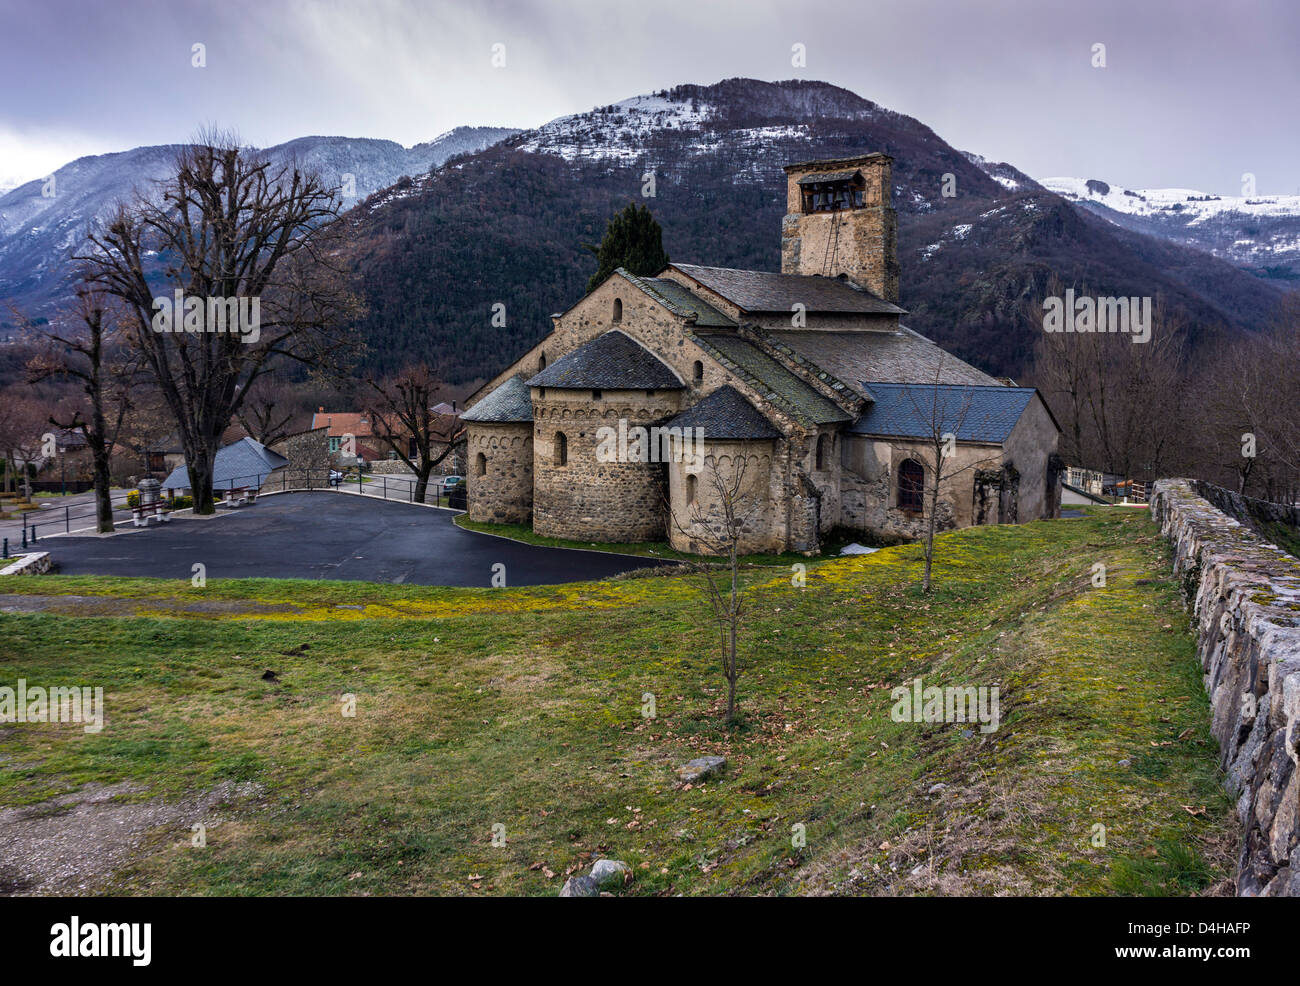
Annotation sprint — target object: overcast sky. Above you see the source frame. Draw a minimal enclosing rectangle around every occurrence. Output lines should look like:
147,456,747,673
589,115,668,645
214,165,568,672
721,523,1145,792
1,0,1296,193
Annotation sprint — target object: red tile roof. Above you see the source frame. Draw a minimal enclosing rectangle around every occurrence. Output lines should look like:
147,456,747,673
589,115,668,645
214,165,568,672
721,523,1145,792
311,411,374,438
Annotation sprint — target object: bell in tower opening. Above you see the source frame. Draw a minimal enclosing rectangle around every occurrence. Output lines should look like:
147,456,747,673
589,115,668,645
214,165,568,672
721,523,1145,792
798,170,867,213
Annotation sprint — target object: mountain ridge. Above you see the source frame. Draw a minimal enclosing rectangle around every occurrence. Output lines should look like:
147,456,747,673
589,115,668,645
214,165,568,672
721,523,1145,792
0,125,520,316
343,78,1285,383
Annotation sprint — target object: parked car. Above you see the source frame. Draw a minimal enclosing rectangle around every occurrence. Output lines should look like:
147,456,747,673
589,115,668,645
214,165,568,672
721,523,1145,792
329,470,343,487
437,475,463,494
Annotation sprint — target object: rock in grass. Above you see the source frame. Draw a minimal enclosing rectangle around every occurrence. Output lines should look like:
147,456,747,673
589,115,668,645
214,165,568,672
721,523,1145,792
559,875,600,897
675,756,726,783
589,859,629,889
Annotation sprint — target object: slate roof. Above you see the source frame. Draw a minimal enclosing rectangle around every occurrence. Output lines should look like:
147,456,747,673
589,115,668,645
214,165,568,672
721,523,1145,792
693,333,850,427
797,169,862,185
161,437,289,491
764,328,999,393
526,330,684,390
671,263,905,315
784,153,891,174
849,383,1038,444
665,386,781,440
618,270,735,328
461,375,533,423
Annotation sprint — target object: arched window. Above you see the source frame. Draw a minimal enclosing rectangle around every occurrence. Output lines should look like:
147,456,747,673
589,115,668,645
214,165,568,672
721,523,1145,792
692,360,703,385
538,352,547,372
898,459,924,513
612,298,623,322
686,473,698,505
815,434,828,471
475,452,486,477
555,431,568,466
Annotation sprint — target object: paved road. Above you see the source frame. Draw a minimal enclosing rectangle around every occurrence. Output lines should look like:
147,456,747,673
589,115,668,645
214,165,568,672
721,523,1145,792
38,491,669,587
0,488,131,548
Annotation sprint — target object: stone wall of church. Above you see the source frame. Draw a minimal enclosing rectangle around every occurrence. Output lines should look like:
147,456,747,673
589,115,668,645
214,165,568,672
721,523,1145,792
1001,399,1060,522
532,387,683,542
840,436,996,541
804,426,845,535
466,422,533,524
666,441,777,554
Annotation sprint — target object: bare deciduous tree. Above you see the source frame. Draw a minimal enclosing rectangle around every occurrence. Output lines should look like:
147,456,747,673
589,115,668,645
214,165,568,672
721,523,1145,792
235,373,298,448
905,374,1001,593
75,134,361,513
367,364,463,502
666,451,759,725
26,289,139,532
0,388,47,498
1027,281,1188,489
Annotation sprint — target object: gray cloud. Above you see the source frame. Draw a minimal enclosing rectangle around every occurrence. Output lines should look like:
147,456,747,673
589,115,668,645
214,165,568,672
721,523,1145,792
1,0,1295,192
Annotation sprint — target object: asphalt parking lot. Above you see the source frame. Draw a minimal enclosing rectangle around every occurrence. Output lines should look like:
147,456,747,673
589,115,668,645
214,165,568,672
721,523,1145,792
41,492,669,587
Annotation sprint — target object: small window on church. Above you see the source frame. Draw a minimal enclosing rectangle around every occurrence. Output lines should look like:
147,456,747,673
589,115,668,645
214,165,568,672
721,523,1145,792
898,459,924,513
692,360,703,386
475,452,486,477
555,431,568,466
612,298,623,322
686,473,698,506
592,389,602,400
539,352,547,372
815,435,828,471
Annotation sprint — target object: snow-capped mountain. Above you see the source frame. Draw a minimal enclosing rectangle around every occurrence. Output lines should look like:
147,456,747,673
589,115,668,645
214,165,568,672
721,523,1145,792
0,126,518,315
1042,176,1300,280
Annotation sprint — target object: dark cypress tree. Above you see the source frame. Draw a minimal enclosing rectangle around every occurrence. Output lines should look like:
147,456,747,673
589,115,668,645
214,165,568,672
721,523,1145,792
585,202,670,293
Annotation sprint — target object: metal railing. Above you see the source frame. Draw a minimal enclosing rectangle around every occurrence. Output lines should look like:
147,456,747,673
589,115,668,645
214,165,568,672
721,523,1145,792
16,468,463,545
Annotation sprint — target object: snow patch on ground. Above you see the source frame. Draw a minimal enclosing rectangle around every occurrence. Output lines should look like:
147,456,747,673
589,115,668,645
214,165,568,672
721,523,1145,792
839,543,880,555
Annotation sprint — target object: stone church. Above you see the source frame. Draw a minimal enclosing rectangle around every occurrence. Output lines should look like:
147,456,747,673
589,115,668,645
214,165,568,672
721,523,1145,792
463,153,1061,554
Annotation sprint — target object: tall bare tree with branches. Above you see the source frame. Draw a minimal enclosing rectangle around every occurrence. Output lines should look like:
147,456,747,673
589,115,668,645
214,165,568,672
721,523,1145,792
0,387,47,498
1027,280,1188,486
666,451,761,725
367,364,463,502
235,372,299,448
906,374,1002,593
26,289,140,532
75,134,361,513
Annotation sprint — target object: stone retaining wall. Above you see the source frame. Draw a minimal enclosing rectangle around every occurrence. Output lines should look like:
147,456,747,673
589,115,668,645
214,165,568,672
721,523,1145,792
1150,479,1300,896
0,551,52,575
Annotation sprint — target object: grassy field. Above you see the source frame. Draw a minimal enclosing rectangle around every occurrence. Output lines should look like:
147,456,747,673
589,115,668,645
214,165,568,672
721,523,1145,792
0,507,1235,896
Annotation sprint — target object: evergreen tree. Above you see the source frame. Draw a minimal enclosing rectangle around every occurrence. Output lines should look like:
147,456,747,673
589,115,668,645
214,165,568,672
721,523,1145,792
585,202,670,293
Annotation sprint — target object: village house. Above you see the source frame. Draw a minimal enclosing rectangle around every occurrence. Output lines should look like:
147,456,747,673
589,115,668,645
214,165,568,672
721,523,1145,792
463,153,1061,554
311,409,384,465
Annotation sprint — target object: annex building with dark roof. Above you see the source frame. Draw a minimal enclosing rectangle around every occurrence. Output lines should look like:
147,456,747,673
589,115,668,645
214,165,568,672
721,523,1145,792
463,152,1061,553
